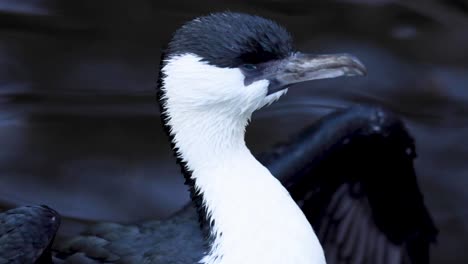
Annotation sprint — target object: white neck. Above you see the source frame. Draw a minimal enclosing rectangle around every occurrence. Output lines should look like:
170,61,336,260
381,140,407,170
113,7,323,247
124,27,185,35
161,54,326,264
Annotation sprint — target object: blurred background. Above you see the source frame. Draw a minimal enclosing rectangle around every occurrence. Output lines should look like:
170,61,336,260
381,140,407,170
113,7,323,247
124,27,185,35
0,0,467,263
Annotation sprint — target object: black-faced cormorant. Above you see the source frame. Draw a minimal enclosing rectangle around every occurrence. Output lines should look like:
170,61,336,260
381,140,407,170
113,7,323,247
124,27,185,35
0,12,437,264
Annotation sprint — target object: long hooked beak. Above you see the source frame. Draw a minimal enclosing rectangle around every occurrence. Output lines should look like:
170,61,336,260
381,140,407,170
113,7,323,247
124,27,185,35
243,52,367,95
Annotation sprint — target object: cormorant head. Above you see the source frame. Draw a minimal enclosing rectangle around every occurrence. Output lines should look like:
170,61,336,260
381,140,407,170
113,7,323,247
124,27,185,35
159,12,366,119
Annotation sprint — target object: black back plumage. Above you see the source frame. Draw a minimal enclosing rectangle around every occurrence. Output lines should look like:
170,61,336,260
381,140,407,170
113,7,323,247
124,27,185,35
0,205,60,264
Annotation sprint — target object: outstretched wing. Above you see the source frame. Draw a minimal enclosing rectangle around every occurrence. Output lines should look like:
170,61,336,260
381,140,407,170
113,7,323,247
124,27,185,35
261,106,438,264
0,205,60,264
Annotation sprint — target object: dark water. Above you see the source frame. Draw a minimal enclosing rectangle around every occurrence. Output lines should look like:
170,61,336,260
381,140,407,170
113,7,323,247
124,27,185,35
0,1,467,263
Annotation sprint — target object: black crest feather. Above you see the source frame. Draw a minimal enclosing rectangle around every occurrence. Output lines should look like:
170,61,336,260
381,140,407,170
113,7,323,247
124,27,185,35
166,12,294,67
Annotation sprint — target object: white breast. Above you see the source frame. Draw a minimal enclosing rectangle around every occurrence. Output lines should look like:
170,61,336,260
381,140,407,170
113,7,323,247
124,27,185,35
197,152,326,264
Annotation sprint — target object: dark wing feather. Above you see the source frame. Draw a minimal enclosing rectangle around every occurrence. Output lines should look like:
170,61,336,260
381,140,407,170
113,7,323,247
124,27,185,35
317,184,406,264
261,106,438,264
0,205,60,264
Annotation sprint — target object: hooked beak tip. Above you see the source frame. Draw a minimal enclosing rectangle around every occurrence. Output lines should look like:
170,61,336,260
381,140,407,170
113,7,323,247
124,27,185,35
338,54,367,77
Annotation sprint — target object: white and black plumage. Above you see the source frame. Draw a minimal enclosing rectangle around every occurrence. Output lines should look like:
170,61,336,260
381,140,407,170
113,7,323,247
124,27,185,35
0,12,437,264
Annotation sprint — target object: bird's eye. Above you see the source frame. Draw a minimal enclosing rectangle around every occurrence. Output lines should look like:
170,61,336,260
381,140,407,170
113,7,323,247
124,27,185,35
242,64,257,71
